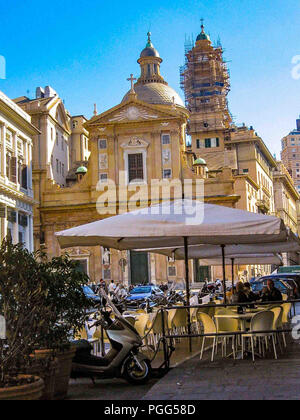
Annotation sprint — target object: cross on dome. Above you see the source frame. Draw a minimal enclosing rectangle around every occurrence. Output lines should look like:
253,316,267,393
127,74,137,92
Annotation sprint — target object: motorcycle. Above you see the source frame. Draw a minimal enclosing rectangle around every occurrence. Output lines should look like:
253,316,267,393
71,290,151,385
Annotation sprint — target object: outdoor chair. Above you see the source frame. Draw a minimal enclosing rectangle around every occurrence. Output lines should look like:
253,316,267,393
190,307,201,333
241,311,277,362
147,310,168,348
124,316,136,326
73,326,88,341
281,302,292,325
270,306,286,351
214,309,240,358
134,313,151,343
197,312,218,362
170,308,188,336
92,327,109,355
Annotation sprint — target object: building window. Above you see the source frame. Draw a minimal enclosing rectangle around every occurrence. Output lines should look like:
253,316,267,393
168,266,177,277
62,164,64,177
204,138,220,148
72,120,78,129
56,132,58,145
98,139,107,150
103,269,111,280
21,165,28,189
99,173,108,183
243,169,249,173
72,258,88,275
196,139,205,149
6,155,17,183
162,134,170,145
61,138,64,150
128,153,144,182
205,138,211,148
56,159,59,173
163,169,172,179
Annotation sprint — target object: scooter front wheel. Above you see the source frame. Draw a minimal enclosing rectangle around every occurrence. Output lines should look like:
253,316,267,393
123,358,151,385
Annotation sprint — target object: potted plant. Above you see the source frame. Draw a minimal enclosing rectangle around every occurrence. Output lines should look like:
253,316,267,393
35,254,92,400
0,240,46,400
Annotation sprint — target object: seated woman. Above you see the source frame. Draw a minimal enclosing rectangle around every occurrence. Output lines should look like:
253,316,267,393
231,282,249,304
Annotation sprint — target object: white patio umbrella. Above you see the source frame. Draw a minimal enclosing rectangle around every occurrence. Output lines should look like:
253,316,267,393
56,200,288,307
139,233,300,260
198,253,283,291
199,253,283,266
55,199,289,352
56,200,287,249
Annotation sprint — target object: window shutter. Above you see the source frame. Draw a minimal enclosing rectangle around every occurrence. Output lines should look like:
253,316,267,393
216,137,220,147
205,138,211,148
6,154,10,178
10,157,17,183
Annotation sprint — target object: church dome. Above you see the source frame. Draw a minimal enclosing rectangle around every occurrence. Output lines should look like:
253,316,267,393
122,83,184,107
75,166,87,174
196,32,210,42
193,158,207,165
140,46,160,58
196,22,211,42
140,32,160,58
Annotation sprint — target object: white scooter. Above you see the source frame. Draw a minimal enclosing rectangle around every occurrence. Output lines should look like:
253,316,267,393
71,290,151,385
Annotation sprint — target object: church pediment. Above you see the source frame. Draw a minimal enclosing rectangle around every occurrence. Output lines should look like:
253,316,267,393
108,105,159,122
87,99,181,127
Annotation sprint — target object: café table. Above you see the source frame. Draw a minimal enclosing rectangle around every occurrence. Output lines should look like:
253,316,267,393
214,311,260,359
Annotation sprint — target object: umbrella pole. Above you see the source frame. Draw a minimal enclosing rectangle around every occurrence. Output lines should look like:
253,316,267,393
184,236,192,352
231,257,235,294
221,244,227,304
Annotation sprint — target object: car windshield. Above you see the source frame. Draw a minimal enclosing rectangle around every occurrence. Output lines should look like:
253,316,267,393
252,278,291,293
131,287,151,294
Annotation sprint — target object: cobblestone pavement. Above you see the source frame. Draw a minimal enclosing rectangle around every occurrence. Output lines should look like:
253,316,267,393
143,339,300,400
68,377,160,400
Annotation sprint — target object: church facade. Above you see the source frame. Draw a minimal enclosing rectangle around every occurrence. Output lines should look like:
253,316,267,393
29,33,244,286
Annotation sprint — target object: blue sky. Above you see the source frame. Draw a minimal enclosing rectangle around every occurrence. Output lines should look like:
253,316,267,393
0,0,300,157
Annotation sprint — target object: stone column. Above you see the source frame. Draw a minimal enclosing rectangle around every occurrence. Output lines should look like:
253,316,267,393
1,123,6,177
24,214,30,251
12,210,18,244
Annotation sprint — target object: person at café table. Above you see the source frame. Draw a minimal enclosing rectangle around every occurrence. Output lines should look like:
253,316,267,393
231,282,250,304
260,279,282,302
244,282,260,302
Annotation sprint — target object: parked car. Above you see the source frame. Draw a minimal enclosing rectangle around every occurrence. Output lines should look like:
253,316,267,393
265,272,300,292
126,285,165,302
252,275,299,299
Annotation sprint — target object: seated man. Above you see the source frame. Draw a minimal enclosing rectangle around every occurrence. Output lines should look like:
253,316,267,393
261,279,282,302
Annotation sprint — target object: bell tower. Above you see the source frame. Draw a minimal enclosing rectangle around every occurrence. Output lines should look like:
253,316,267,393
180,21,232,155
